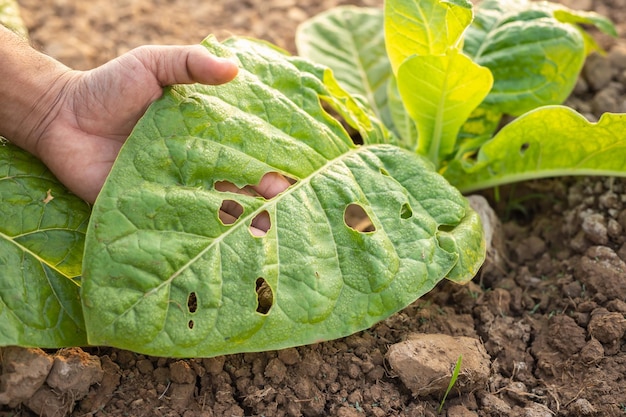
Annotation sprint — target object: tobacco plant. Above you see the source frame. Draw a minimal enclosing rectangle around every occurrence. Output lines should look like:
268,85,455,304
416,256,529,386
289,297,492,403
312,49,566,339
2,0,623,358
296,0,626,192
1,35,484,356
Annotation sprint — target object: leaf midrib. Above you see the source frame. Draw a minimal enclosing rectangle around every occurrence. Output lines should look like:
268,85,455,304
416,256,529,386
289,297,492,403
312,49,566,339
118,142,383,329
0,229,81,282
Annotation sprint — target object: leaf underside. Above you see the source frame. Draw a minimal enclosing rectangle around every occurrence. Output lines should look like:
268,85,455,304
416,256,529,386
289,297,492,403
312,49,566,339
82,36,484,358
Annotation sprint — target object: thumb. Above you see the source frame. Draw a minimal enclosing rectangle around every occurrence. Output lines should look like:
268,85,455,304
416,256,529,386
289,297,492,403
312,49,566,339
129,44,239,87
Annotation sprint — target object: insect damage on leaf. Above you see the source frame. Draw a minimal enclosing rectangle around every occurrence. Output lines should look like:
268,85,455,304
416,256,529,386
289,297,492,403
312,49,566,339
255,277,274,315
344,203,376,233
81,35,484,358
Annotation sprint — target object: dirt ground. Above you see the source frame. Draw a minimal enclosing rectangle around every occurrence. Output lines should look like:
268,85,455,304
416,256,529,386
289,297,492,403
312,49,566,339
3,0,626,416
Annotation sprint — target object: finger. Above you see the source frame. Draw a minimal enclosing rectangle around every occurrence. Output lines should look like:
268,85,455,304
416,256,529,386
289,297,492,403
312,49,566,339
250,211,270,235
253,172,292,199
131,44,239,87
219,209,269,236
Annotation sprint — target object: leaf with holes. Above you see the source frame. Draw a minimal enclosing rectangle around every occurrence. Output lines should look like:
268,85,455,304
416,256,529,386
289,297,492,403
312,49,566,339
297,0,617,170
296,6,393,128
81,36,485,358
443,107,626,192
0,140,90,347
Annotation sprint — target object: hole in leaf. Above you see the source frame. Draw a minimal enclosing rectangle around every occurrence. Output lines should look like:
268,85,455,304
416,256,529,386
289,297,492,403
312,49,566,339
188,320,194,329
344,203,375,233
215,172,297,200
255,277,273,315
520,142,530,156
187,292,197,313
219,199,244,225
256,172,297,199
250,210,270,237
400,203,413,219
350,131,363,145
321,101,363,145
214,180,242,193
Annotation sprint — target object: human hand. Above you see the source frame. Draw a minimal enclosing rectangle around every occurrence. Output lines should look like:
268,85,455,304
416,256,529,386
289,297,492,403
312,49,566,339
27,45,245,203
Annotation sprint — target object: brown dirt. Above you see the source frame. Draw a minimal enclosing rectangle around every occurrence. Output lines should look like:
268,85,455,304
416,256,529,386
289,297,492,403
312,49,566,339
3,0,626,416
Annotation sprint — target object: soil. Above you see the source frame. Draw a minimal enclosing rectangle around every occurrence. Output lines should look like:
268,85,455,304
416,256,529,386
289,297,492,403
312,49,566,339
3,0,626,416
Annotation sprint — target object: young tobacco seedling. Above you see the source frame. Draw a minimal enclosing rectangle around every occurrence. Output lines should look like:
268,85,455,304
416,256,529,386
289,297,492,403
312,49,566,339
296,0,626,192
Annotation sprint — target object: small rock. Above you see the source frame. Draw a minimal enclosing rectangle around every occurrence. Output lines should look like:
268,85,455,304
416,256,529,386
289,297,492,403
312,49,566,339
202,356,225,376
447,404,478,417
0,347,53,407
522,402,553,417
136,359,154,374
599,191,621,210
547,315,586,355
609,42,626,71
114,350,135,368
567,398,597,416
79,356,121,414
606,298,626,313
562,281,582,298
45,348,103,397
479,392,512,415
583,53,614,91
26,386,68,417
277,347,301,365
483,288,511,317
592,86,622,115
264,358,287,384
24,348,103,417
580,212,608,245
580,338,604,364
588,308,626,344
577,246,626,300
514,236,546,263
386,334,490,398
505,381,529,404
170,360,196,384
169,383,196,411
607,219,623,240
336,405,361,417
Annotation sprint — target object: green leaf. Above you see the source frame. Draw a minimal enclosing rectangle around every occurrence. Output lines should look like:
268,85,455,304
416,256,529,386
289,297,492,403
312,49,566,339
397,49,493,164
552,6,617,54
296,6,393,127
552,6,617,37
385,0,473,74
455,106,503,156
82,36,484,357
438,208,484,283
387,77,418,150
464,0,610,116
0,140,89,347
443,106,626,192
